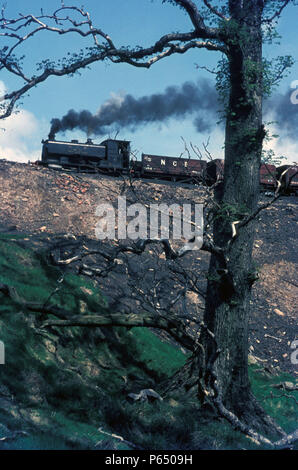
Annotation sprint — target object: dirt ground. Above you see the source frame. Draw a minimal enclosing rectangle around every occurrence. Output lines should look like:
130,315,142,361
0,159,297,377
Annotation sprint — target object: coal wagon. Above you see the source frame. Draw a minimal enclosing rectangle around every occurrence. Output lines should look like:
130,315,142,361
141,154,207,181
206,160,278,191
39,137,297,194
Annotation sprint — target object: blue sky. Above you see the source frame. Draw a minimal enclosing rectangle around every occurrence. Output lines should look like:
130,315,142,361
1,0,298,164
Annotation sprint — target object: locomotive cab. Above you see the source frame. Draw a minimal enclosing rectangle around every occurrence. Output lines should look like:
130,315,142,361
100,139,130,170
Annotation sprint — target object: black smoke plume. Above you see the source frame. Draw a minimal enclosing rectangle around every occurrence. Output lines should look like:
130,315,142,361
48,78,219,140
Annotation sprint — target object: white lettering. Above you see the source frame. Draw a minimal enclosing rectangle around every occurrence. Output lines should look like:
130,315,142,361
105,455,140,467
117,196,127,239
127,203,147,240
0,341,4,365
290,340,298,364
95,203,115,240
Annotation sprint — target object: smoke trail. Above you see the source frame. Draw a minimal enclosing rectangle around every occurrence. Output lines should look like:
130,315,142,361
48,78,219,139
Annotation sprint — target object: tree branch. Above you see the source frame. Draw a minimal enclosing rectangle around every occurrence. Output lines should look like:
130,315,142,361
228,167,292,242
0,280,196,350
203,0,229,20
41,312,196,351
262,0,291,23
198,327,297,449
173,0,212,31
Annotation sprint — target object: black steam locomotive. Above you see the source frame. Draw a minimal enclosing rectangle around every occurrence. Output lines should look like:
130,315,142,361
41,138,298,193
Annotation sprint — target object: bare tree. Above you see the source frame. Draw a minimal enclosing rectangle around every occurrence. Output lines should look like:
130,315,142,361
0,0,297,435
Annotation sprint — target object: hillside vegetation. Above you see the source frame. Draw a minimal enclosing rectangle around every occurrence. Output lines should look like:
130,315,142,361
0,160,297,374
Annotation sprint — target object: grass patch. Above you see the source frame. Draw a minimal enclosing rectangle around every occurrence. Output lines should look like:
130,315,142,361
0,233,188,449
249,364,298,434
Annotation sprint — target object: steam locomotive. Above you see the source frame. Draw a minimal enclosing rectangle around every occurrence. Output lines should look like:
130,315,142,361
41,138,298,193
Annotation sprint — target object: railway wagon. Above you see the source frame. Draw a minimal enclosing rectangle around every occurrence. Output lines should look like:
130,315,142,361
40,138,297,193
141,154,207,180
41,138,130,172
206,160,278,191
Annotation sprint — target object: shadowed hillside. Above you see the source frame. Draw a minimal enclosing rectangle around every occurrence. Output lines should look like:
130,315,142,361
0,217,297,449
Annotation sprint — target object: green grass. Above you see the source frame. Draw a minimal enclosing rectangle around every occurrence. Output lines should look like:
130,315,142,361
0,233,188,449
128,327,188,378
249,364,298,433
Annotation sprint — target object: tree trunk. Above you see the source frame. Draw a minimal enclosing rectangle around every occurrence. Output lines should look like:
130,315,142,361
160,3,285,435
201,3,274,430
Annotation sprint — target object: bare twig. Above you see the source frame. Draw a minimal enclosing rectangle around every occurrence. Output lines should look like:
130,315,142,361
263,0,291,23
